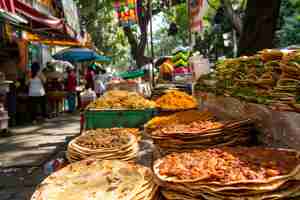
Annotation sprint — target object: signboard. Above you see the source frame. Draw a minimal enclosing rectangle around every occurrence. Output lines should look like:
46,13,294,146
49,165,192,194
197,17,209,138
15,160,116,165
41,44,51,67
28,42,41,70
34,0,55,16
189,0,208,32
61,0,80,35
37,0,53,8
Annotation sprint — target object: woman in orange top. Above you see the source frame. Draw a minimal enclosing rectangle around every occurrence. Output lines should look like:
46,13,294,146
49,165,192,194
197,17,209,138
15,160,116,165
160,59,174,81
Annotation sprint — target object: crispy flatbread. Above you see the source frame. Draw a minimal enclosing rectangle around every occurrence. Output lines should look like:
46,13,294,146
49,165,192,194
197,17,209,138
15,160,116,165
31,159,157,200
67,130,139,162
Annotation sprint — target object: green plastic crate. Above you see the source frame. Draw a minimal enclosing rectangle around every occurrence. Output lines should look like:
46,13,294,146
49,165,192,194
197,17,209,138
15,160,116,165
84,109,156,129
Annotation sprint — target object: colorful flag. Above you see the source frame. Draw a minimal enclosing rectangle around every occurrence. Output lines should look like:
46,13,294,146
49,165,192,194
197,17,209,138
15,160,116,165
114,0,137,27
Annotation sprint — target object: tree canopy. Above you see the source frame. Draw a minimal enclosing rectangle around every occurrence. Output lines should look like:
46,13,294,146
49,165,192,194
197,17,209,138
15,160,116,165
76,0,131,68
76,0,300,69
276,0,300,47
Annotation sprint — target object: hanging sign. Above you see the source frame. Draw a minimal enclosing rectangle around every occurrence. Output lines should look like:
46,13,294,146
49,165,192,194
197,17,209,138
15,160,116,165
61,0,80,36
34,0,55,16
114,0,137,27
189,0,208,32
28,42,42,70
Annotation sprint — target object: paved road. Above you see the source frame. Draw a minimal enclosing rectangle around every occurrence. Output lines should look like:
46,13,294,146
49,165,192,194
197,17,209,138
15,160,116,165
0,114,80,200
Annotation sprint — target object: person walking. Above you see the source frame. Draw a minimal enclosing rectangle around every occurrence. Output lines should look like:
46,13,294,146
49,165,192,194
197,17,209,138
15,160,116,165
66,67,77,113
28,62,47,123
93,69,106,97
85,67,94,91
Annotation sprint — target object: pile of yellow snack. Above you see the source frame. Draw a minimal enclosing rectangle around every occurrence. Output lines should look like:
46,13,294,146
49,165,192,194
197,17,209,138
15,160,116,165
86,90,156,110
155,90,198,110
145,110,213,133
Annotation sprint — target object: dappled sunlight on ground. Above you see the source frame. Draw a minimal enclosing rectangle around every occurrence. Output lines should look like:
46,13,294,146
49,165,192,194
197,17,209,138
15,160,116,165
0,114,80,168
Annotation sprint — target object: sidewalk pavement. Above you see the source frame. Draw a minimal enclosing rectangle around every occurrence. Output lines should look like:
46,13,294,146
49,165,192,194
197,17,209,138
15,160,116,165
0,113,80,200
0,114,80,168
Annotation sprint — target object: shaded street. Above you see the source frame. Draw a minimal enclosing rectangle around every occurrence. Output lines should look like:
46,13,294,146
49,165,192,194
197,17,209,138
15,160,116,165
0,114,80,200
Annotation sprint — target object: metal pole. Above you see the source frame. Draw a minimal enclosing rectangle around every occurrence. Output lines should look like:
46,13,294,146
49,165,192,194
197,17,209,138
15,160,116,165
233,29,237,57
187,0,192,46
149,0,155,88
149,0,154,59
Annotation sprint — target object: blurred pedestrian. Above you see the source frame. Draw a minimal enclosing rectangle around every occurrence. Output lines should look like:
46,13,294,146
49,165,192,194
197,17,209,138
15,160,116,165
159,58,174,81
66,67,77,113
28,62,47,123
94,68,106,97
85,67,94,91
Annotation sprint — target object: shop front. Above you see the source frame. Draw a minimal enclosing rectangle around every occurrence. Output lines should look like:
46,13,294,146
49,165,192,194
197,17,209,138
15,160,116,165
0,0,82,126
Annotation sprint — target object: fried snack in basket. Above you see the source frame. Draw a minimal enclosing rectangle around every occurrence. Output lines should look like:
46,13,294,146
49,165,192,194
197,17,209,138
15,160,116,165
155,90,198,110
82,128,141,139
154,147,300,200
145,110,213,133
87,90,156,109
259,49,283,62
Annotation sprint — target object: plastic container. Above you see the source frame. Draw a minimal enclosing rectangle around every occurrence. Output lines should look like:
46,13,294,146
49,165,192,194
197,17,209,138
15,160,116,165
80,89,97,109
0,110,9,130
43,158,67,175
189,56,210,81
0,117,9,130
84,109,156,129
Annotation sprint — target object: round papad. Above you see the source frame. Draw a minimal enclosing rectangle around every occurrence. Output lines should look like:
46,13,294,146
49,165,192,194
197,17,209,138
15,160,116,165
31,159,158,200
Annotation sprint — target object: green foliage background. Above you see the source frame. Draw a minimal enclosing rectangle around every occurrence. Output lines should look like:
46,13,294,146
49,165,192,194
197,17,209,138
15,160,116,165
276,0,300,47
76,0,131,69
75,0,300,68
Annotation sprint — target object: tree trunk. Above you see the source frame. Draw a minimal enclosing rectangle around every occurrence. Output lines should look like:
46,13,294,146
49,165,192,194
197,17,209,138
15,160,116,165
221,0,243,35
123,0,185,67
238,0,281,56
123,26,151,68
122,0,152,68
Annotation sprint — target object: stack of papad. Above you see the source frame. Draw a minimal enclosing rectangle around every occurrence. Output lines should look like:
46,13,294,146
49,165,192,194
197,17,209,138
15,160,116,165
153,147,300,200
270,51,300,111
67,128,139,162
31,159,158,200
149,118,253,154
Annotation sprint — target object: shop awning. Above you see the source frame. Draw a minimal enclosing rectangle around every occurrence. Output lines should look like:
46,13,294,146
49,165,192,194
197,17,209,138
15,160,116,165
0,0,27,24
0,8,27,24
24,32,82,47
0,0,15,13
23,32,92,47
118,70,145,79
13,0,76,38
53,48,110,62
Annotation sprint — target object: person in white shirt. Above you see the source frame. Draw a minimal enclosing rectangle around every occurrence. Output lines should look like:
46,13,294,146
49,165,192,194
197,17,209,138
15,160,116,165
137,77,152,98
80,84,97,109
93,68,106,97
28,62,47,122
